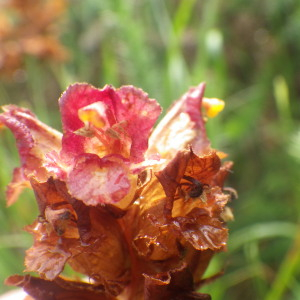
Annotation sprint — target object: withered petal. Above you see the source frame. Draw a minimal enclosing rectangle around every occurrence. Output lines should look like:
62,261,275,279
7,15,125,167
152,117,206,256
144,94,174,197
30,177,71,216
66,207,130,295
54,179,93,243
54,178,126,241
25,179,79,280
25,242,71,281
212,160,234,188
28,177,130,289
147,83,210,159
155,150,191,199
156,149,222,217
143,264,211,300
172,214,228,251
6,167,30,206
0,105,63,204
131,176,181,261
24,218,77,281
5,275,116,300
183,151,221,183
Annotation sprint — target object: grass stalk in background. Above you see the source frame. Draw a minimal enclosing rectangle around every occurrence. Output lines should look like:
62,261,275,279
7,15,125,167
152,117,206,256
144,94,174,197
265,231,300,300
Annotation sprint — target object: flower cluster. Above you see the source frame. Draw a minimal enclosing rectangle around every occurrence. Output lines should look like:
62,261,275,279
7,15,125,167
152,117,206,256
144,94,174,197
1,83,233,300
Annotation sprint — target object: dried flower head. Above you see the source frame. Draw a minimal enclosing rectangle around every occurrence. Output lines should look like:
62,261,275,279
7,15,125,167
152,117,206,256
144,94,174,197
1,83,234,300
0,0,68,78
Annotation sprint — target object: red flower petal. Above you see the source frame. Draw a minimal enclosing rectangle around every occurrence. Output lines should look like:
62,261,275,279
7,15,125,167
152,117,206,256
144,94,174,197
147,83,210,159
67,154,134,206
59,83,161,163
59,84,118,133
0,105,63,204
116,86,162,162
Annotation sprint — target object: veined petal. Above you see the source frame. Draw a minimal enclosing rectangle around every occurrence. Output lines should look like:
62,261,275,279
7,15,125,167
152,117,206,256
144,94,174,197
59,84,161,163
67,154,136,207
147,83,210,159
59,84,118,133
0,105,62,159
0,105,63,205
116,86,162,162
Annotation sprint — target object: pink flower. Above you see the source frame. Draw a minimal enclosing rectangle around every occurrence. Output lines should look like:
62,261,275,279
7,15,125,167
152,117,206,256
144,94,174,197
1,84,162,208
1,83,234,300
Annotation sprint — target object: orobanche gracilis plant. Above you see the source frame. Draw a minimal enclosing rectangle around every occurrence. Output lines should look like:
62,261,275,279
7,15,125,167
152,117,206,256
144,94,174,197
0,82,234,300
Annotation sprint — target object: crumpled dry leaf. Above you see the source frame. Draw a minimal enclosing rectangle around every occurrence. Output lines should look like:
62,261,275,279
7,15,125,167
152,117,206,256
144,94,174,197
143,264,211,300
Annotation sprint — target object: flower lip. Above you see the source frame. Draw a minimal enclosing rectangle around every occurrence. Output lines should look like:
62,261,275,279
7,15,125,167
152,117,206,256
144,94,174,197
66,153,133,206
59,83,162,164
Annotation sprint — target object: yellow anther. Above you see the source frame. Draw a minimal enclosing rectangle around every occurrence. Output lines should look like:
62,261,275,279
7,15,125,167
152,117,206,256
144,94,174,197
202,97,225,118
78,106,106,128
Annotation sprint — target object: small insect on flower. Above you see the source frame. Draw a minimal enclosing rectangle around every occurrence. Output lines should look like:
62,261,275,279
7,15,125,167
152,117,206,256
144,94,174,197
180,175,209,201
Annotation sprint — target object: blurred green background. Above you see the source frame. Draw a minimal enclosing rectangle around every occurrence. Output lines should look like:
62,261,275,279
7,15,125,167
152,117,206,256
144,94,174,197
0,0,299,299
